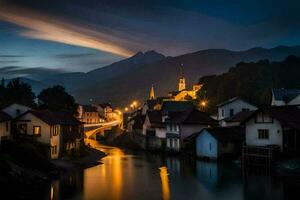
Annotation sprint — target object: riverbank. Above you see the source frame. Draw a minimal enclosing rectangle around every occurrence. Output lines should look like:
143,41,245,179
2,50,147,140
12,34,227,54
0,141,106,199
52,146,107,171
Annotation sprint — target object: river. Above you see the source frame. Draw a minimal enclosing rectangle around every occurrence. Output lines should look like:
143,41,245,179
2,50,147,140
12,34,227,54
47,141,300,200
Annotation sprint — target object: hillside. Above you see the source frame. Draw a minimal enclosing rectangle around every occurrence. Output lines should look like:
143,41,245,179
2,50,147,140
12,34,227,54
71,46,300,106
198,55,300,113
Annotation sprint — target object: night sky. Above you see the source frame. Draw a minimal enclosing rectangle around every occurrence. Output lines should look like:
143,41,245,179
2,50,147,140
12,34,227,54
0,0,299,74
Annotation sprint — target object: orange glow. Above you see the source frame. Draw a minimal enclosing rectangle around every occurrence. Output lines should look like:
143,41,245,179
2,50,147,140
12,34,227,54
159,166,170,200
0,5,134,57
124,107,129,112
201,101,207,107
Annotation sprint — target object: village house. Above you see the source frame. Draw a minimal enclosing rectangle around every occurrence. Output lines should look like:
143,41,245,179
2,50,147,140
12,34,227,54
94,103,114,121
15,110,83,159
0,111,11,144
271,88,300,106
243,105,300,164
142,110,166,150
77,105,104,124
217,97,257,123
160,101,217,151
193,127,244,159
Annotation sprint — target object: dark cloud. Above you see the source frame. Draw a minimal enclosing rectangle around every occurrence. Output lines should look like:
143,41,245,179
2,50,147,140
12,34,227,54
0,66,66,80
54,53,96,59
0,55,24,57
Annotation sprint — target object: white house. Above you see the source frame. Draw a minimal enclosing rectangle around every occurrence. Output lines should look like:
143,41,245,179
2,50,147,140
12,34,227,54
195,127,244,159
142,110,166,150
271,89,300,106
16,110,83,159
2,103,31,118
0,111,11,144
244,106,300,152
217,97,257,122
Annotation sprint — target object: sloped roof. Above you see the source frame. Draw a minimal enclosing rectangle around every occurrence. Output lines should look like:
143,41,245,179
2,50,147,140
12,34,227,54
82,105,98,112
19,110,82,125
225,110,256,123
166,109,217,125
0,111,11,122
146,99,160,110
147,110,165,128
200,127,244,142
184,109,218,125
272,89,300,103
243,105,300,130
161,101,194,113
267,105,300,130
216,97,241,107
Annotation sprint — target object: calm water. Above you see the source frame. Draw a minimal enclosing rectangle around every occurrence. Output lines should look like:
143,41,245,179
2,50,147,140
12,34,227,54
46,141,300,200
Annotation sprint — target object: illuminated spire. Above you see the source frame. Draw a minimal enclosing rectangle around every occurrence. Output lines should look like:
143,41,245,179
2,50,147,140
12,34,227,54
149,84,155,100
178,64,186,91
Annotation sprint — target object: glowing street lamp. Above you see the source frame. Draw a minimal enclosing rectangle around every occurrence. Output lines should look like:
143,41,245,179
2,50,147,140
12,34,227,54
124,107,129,112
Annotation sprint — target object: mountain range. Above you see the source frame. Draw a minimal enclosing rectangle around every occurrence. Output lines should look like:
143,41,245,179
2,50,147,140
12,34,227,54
4,46,300,107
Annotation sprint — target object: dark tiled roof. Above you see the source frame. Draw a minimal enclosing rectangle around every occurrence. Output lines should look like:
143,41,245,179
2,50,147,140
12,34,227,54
98,103,112,108
184,109,218,125
201,127,244,142
21,110,82,125
272,89,300,102
82,105,98,112
166,109,217,125
0,111,11,122
161,101,195,113
147,110,165,128
216,97,241,107
267,106,300,130
225,110,256,123
146,99,159,110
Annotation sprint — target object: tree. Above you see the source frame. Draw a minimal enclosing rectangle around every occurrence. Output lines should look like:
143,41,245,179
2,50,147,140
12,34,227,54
4,79,36,107
38,85,77,115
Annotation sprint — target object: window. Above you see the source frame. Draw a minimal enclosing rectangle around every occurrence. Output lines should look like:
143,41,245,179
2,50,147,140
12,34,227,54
33,126,41,136
230,109,234,117
209,143,212,151
221,109,224,117
242,108,250,112
52,126,59,136
51,145,57,155
258,129,269,139
18,124,27,134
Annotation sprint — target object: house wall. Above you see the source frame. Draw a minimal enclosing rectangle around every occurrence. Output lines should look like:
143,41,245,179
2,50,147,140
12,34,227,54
218,99,257,120
142,116,151,135
245,115,283,149
156,127,166,138
0,121,10,143
196,130,218,158
3,104,31,118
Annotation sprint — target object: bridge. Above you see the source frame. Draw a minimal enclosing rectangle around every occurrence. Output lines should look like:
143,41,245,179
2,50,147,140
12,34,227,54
84,120,121,139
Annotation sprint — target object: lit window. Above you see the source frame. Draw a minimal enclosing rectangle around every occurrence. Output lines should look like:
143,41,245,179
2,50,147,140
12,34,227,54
33,126,41,136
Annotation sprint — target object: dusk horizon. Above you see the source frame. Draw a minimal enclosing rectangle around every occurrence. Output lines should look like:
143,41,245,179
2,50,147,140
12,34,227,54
1,1,300,200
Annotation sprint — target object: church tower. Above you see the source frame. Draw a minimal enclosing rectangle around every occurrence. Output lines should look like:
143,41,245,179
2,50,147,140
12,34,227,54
178,65,186,91
149,84,155,100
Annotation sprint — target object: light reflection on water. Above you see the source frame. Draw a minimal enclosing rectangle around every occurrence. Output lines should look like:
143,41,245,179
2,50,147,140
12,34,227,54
47,140,300,200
